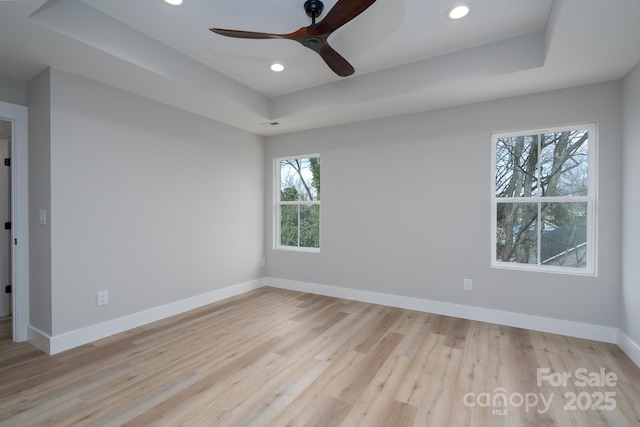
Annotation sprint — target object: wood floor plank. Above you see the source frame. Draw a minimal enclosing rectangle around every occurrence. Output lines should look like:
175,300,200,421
394,332,446,406
304,396,352,427
265,351,367,426
0,287,639,426
352,308,403,354
335,331,404,404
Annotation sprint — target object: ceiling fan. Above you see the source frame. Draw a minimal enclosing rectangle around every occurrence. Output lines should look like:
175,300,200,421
210,0,378,77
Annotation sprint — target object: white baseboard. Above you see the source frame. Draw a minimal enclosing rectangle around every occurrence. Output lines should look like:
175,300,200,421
617,329,640,368
264,277,619,344
28,325,52,354
34,279,264,355
28,275,639,370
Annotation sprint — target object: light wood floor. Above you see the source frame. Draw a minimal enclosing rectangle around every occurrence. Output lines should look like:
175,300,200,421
0,287,639,426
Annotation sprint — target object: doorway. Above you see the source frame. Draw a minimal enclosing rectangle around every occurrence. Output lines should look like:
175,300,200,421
0,119,10,318
0,101,28,343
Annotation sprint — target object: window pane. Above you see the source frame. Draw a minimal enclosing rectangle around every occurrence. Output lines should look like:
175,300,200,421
495,135,540,198
492,124,595,274
280,205,299,247
299,205,320,248
280,157,320,201
496,202,538,264
540,130,589,197
540,202,588,267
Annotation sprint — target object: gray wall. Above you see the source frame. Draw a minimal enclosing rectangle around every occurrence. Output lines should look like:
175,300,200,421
28,69,53,335
265,81,623,327
5,65,634,347
0,74,27,107
622,62,640,344
35,69,265,336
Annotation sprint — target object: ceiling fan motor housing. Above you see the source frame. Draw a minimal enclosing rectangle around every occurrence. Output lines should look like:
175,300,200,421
304,0,324,20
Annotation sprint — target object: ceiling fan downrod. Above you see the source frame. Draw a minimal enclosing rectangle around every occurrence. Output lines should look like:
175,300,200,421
304,0,324,24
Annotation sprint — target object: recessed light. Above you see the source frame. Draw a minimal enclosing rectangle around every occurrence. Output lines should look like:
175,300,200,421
270,63,285,72
447,5,470,20
163,0,184,6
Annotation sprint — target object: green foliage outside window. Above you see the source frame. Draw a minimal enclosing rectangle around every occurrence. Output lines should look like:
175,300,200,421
278,156,320,249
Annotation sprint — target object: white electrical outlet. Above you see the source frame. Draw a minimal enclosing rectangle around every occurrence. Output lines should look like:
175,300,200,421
97,291,109,306
260,257,266,267
463,279,473,291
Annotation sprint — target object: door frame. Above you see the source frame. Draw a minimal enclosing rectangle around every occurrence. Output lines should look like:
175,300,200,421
0,101,28,342
0,136,11,317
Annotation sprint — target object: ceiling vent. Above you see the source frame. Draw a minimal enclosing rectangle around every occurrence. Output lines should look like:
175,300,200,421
260,121,280,128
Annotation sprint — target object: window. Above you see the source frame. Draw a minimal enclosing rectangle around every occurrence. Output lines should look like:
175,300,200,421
491,124,596,275
275,155,320,251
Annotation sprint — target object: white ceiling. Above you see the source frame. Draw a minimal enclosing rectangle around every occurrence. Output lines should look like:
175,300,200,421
1,0,639,136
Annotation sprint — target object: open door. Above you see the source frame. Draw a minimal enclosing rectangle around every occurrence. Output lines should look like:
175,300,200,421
0,121,10,318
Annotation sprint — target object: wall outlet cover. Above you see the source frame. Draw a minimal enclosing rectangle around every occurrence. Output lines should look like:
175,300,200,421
97,291,109,306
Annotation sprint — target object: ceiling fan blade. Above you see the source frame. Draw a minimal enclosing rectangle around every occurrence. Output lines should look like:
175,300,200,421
313,0,377,34
209,0,371,78
209,28,288,40
317,44,355,77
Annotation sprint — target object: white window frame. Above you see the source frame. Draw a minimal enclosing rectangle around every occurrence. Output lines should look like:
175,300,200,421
274,154,321,253
491,123,598,275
